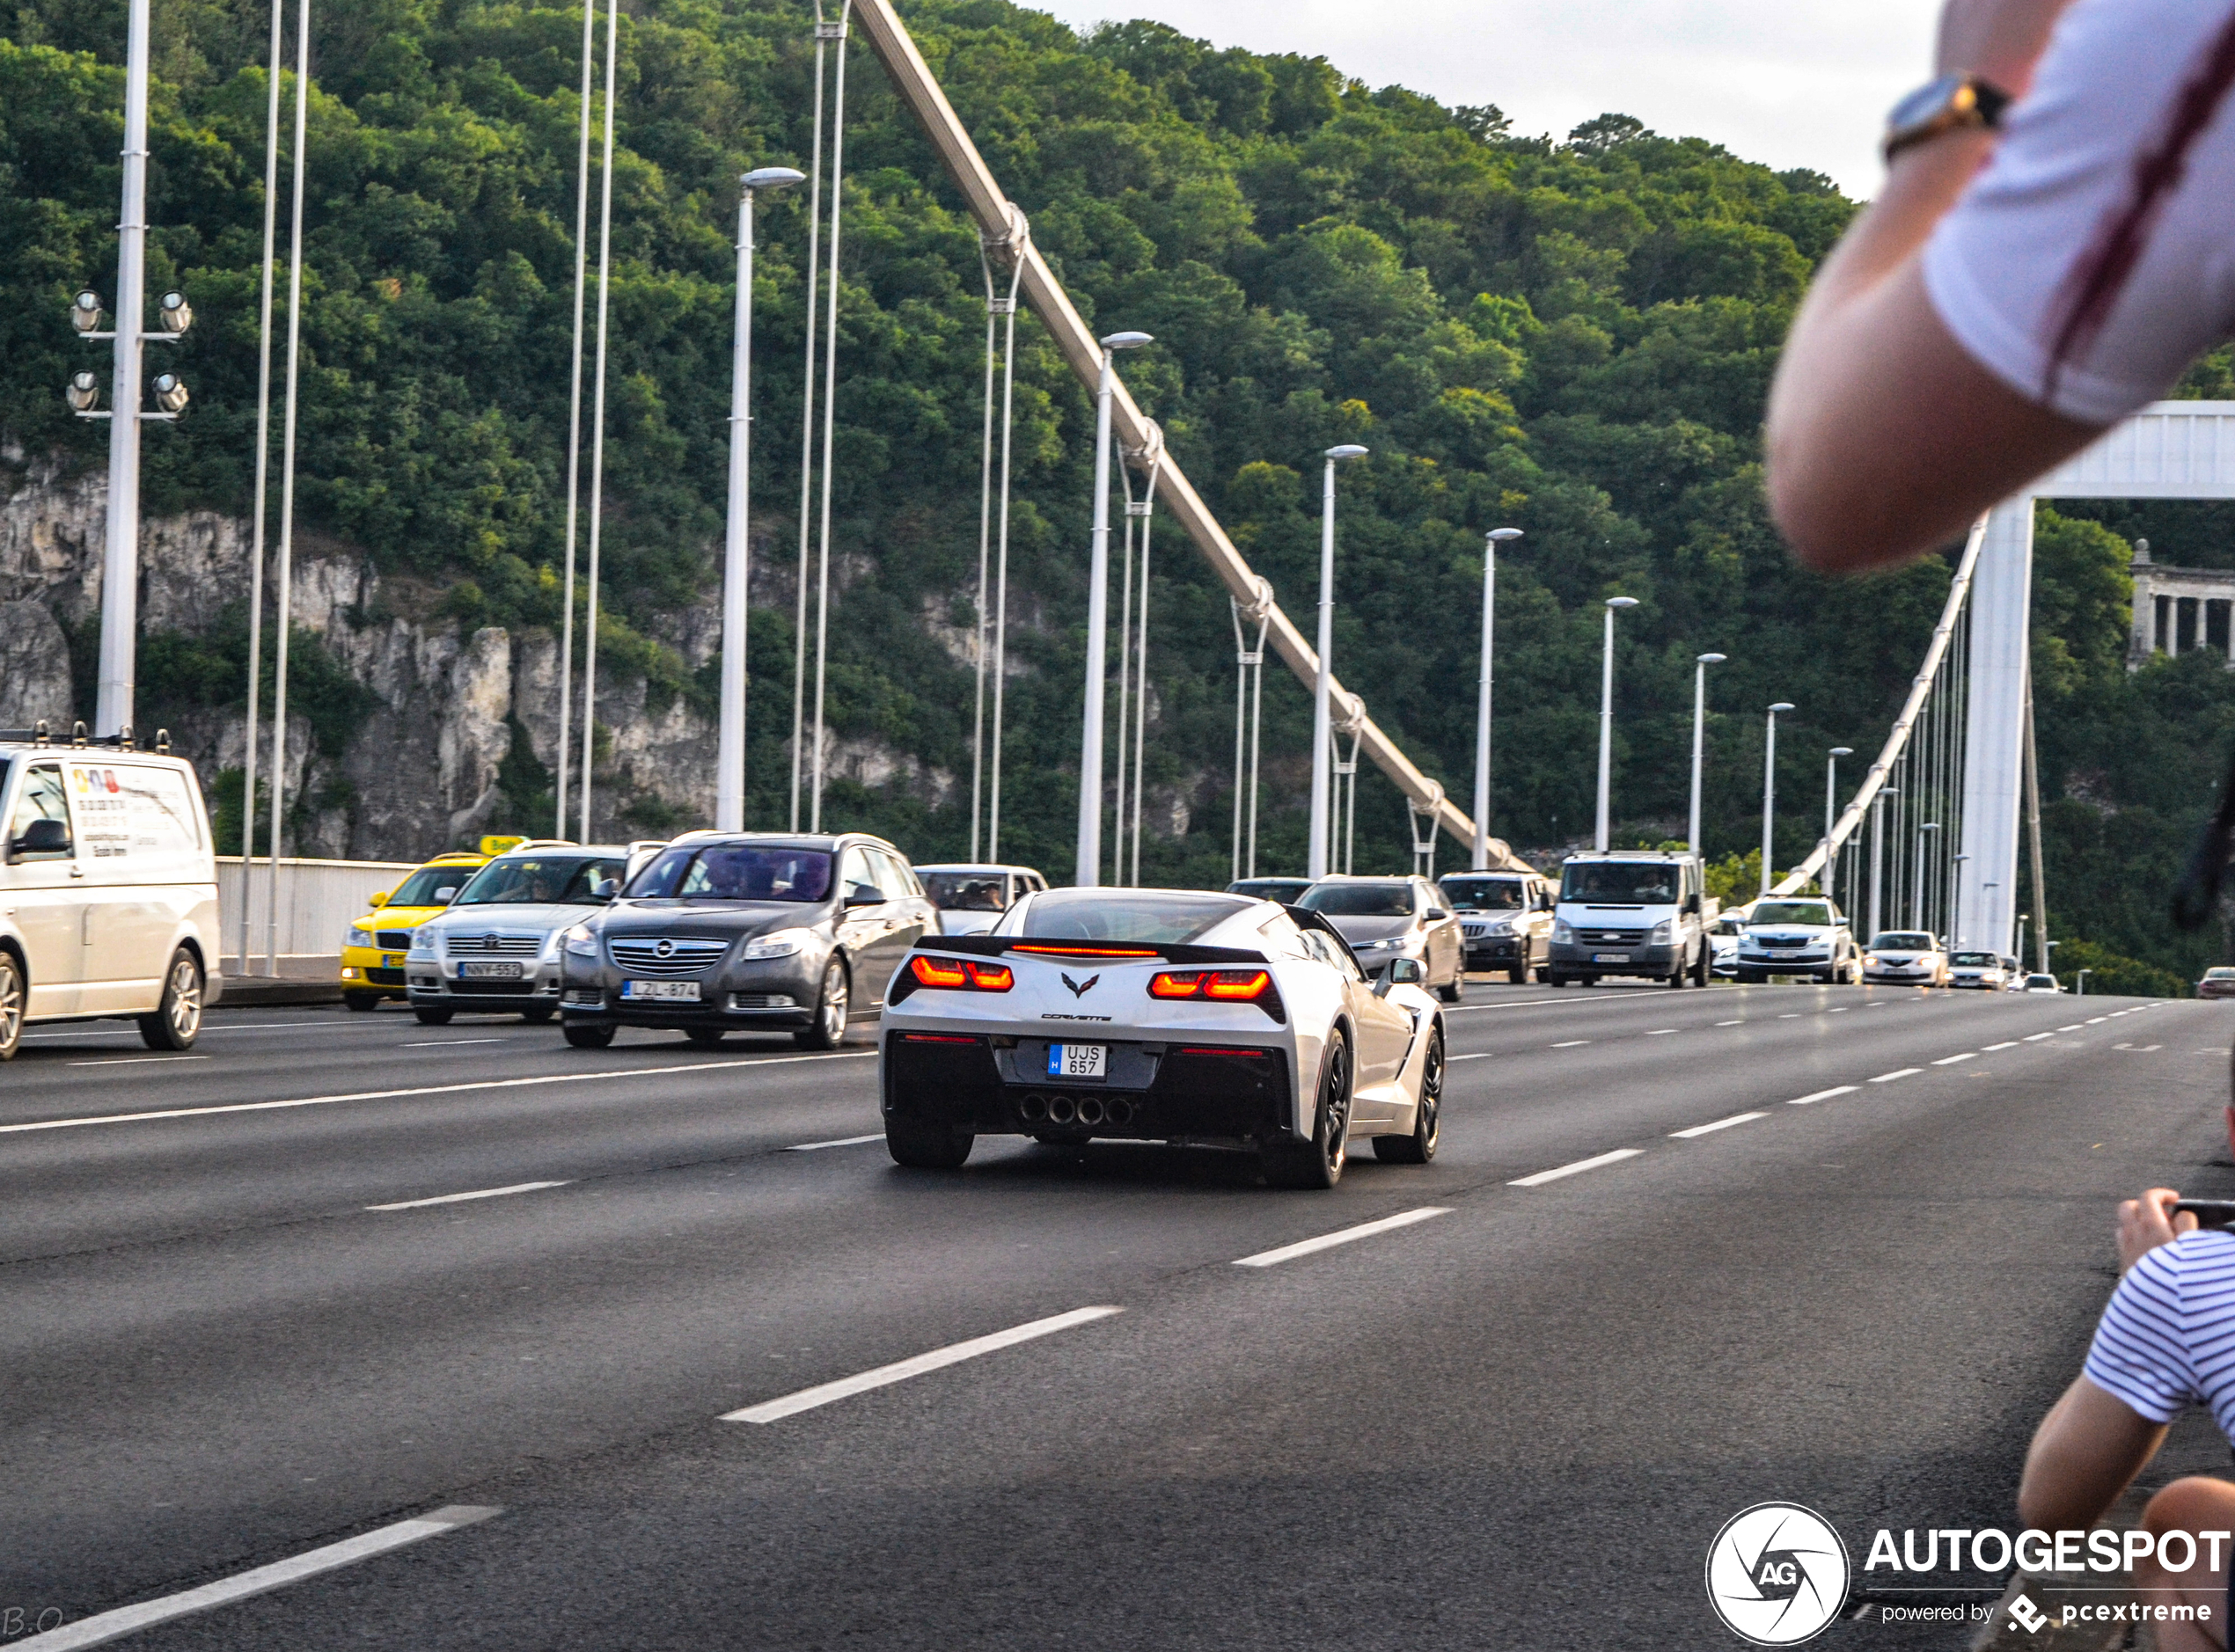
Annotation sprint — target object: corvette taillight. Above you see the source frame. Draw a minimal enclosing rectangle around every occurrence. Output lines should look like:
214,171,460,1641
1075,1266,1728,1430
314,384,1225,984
1150,969,1271,1001
908,955,1013,992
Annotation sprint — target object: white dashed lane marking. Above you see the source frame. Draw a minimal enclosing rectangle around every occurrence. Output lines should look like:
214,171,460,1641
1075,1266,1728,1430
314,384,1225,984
1983,1042,2018,1051
1787,1086,1857,1106
368,1181,571,1211
721,1307,1125,1425
1550,1041,1590,1049
1671,1112,1766,1139
787,1134,885,1151
1931,1053,1976,1066
1232,1207,1452,1268
1869,1068,1920,1083
1509,1148,1645,1188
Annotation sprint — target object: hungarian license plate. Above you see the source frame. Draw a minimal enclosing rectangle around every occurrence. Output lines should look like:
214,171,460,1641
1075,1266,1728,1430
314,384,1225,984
622,979,700,1002
1047,1043,1107,1079
460,961,524,980
383,954,404,969
1593,953,1630,963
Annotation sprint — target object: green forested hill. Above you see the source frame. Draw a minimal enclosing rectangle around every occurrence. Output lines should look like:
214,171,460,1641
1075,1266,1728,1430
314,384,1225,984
3,0,2230,989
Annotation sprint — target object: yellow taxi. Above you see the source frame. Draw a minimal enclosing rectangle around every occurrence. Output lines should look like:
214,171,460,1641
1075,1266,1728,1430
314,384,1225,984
341,837,538,1011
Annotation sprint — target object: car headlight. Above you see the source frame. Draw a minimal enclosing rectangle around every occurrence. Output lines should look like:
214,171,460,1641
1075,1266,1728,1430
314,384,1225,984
347,925,374,950
1649,919,1673,945
1484,918,1513,935
563,924,599,959
539,930,564,963
1863,953,1881,966
744,927,813,960
407,927,436,957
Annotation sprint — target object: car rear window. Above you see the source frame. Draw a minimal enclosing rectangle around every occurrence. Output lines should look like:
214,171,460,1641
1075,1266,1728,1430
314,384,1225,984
924,871,1008,911
1297,881,1415,917
1007,889,1249,944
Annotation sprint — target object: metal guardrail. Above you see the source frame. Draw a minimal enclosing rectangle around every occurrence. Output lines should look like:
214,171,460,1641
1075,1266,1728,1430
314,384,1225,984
216,855,417,962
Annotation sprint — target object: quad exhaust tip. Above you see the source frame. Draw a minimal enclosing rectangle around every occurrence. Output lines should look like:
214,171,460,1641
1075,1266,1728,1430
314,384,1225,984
1018,1093,1136,1128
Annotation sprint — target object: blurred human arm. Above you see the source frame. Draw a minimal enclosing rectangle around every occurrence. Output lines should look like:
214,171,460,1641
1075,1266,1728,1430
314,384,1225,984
2018,1374,2166,1530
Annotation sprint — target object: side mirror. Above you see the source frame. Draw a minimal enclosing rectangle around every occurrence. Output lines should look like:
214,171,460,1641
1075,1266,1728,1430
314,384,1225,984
845,884,886,908
591,878,619,903
1378,957,1425,995
11,818,70,857
434,885,460,904
1426,908,1450,922
369,889,391,909
1684,892,1701,914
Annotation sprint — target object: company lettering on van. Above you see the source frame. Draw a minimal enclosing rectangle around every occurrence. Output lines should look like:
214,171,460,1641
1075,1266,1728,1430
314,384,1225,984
66,764,202,859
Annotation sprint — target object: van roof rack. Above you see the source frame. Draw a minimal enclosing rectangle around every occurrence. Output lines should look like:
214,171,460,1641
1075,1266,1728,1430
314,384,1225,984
0,721,172,752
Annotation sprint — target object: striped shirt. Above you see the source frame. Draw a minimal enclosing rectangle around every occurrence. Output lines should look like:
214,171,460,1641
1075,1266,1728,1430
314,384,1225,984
2085,1230,2235,1432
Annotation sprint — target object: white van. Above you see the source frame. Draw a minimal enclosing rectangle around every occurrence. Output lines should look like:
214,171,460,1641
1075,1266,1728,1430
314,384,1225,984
1545,850,1714,988
0,739,223,1058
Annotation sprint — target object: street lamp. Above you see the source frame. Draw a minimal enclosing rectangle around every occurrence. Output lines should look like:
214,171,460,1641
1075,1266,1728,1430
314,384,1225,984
2075,966,2092,997
1308,442,1371,880
1472,527,1524,870
1761,703,1794,896
1594,596,1638,852
714,164,805,833
1075,329,1154,887
1869,786,1898,939
1826,747,1852,900
1913,821,1940,932
1688,652,1726,857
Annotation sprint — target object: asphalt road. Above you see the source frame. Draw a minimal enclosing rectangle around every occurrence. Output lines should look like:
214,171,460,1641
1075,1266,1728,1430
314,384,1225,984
3,981,2226,1648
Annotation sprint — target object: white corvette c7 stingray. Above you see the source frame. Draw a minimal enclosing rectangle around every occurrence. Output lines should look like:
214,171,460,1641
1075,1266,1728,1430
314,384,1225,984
877,888,1447,1188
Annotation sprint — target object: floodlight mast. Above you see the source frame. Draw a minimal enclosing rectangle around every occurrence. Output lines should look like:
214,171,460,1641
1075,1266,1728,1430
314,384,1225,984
1074,330,1153,886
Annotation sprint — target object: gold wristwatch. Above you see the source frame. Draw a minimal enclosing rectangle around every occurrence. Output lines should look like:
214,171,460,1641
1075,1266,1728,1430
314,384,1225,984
1883,73,2012,163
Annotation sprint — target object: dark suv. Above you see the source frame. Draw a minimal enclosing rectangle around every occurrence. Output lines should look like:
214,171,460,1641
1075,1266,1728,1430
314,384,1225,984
558,832,938,1049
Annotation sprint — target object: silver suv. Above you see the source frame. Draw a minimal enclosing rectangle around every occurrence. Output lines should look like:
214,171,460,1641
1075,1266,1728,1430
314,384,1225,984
1733,897,1859,985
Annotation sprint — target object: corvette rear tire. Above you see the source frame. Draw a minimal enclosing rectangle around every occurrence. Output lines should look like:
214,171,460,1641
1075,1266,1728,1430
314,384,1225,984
886,1117,973,1169
1264,1031,1351,1189
1374,1028,1442,1164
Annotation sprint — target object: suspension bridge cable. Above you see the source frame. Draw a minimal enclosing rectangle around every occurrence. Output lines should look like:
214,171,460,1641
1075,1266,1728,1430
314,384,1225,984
554,0,595,839
985,208,1024,861
789,4,832,832
576,0,618,841
263,0,310,971
1128,434,1162,888
238,0,284,974
808,0,853,833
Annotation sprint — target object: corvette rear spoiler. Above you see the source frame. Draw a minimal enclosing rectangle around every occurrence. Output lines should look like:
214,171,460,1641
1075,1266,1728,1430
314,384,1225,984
911,934,1272,969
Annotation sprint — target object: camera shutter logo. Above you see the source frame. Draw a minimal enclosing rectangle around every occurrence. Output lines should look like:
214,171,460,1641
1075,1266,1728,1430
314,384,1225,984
1704,1502,1850,1645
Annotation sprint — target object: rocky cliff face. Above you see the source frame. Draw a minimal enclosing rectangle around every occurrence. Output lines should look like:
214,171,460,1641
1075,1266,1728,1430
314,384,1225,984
0,449,852,858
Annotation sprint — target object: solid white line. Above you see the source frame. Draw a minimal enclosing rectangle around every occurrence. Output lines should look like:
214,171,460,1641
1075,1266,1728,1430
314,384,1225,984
1445,1052,1492,1063
1508,1148,1645,1188
367,1181,570,1211
1714,1020,1745,1027
722,1306,1123,1424
787,1134,885,1151
1870,1068,1920,1083
1931,1053,1977,1066
66,1056,210,1068
400,1037,510,1049
23,1020,314,1042
1786,1085,1856,1106
2023,1032,2057,1042
1671,1111,1766,1138
0,1050,876,1137
1233,1206,1452,1268
15,1506,501,1650
1550,1040,1590,1049
1983,1042,2018,1051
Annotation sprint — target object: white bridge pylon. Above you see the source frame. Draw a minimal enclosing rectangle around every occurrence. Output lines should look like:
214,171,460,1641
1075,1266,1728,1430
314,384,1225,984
1773,402,2235,954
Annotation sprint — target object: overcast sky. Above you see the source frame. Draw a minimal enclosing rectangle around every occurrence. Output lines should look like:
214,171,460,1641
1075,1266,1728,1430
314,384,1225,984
1036,0,1946,199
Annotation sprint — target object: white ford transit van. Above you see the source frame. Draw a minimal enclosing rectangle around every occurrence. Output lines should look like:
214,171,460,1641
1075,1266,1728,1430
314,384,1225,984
0,737,224,1058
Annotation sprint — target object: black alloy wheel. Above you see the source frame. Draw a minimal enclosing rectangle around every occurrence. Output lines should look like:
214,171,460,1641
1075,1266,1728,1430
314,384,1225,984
1374,1027,1443,1164
138,949,204,1050
1264,1031,1351,1189
795,958,849,1050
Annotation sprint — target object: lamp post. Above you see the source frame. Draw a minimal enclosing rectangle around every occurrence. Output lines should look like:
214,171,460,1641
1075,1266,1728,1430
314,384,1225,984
1688,652,1726,857
1308,442,1370,880
1951,852,1969,947
2074,966,2091,997
1761,703,1794,896
1913,821,1940,932
1472,527,1524,870
1594,596,1638,852
714,166,805,833
1825,746,1852,898
1074,330,1153,887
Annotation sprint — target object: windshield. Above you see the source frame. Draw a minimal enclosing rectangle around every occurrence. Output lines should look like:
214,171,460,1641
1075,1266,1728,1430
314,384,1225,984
923,871,1008,911
454,856,623,906
2026,975,2057,987
1951,952,1999,966
1297,881,1415,917
387,864,475,907
1005,890,1249,944
1750,902,1832,927
1871,932,1933,951
1229,879,1311,901
1561,862,1682,904
1711,917,1747,936
1440,877,1525,910
627,844,833,903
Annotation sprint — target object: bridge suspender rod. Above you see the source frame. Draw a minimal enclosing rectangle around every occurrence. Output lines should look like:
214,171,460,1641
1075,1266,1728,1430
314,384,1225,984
846,0,1528,871
1770,515,1989,897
